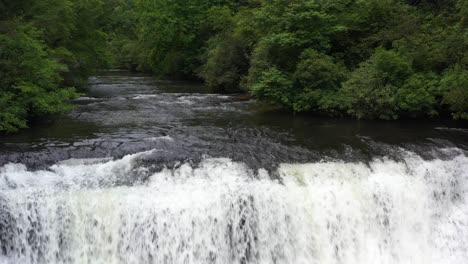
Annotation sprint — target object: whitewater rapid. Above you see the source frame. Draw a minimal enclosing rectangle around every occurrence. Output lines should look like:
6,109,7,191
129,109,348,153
0,149,468,264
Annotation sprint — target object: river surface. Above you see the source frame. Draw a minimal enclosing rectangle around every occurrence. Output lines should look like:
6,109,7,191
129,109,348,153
1,71,468,264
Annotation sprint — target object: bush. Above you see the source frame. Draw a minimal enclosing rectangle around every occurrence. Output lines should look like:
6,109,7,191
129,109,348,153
292,49,347,112
250,67,294,108
396,72,441,116
441,66,468,119
339,48,413,119
198,34,250,92
0,26,78,133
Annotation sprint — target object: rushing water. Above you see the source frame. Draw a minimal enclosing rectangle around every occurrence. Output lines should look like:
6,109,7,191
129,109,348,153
1,71,468,264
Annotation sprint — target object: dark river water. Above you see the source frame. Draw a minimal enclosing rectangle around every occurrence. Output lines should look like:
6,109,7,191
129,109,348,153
1,71,468,264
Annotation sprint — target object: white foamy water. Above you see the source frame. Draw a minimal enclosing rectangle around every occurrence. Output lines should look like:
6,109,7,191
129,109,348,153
145,136,174,142
73,97,102,101
0,150,467,264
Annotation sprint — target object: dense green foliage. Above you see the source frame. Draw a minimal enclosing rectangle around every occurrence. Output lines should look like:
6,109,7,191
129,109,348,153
0,0,113,132
0,25,76,132
115,0,467,120
1,0,467,132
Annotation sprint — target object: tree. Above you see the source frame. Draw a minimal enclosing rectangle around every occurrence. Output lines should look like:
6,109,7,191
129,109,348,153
0,25,78,132
339,48,413,119
441,66,468,119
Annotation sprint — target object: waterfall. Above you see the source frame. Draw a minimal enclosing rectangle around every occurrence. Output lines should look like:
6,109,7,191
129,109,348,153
1,149,467,264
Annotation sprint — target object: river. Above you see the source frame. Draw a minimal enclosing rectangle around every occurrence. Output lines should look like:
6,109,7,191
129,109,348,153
0,71,468,264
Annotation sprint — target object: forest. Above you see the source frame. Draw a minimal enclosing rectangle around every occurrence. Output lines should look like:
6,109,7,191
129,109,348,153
1,0,467,132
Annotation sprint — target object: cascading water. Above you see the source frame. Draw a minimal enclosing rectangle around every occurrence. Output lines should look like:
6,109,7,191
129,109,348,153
1,148,468,264
1,73,467,264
